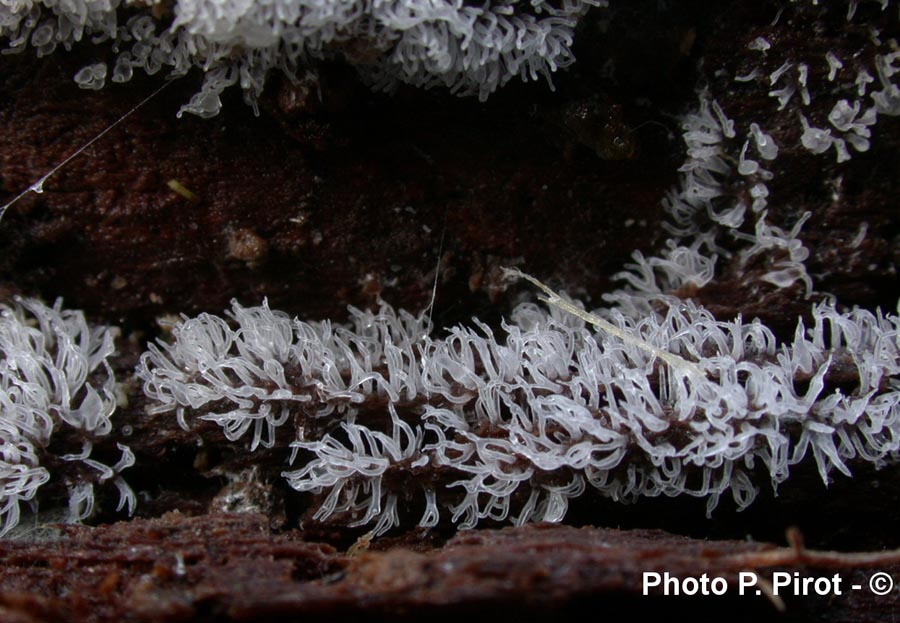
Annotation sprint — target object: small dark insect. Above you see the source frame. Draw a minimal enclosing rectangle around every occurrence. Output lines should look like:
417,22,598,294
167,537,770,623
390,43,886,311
558,95,640,160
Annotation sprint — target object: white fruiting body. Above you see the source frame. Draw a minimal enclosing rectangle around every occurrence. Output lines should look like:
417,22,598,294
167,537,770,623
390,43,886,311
7,0,900,537
0,298,134,536
0,0,604,117
138,297,900,534
131,0,900,535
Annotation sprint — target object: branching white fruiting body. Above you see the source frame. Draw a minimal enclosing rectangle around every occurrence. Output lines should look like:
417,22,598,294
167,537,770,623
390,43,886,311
9,0,900,539
0,298,134,536
0,0,604,117
138,296,900,535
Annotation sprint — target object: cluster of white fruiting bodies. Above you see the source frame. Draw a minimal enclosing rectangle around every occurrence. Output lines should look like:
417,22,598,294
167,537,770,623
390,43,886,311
0,0,604,116
0,298,133,536
135,296,900,534
5,282,899,536
135,0,900,534
2,0,900,536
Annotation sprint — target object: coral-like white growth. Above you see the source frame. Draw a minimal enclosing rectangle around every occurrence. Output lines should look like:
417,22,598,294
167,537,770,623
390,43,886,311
139,296,900,534
637,0,900,311
749,2,900,163
645,0,900,304
140,301,427,450
0,0,604,116
0,298,134,536
9,0,900,540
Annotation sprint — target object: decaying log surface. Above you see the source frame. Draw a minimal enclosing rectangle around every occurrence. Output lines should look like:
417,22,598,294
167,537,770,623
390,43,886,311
0,48,678,330
1,513,899,623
